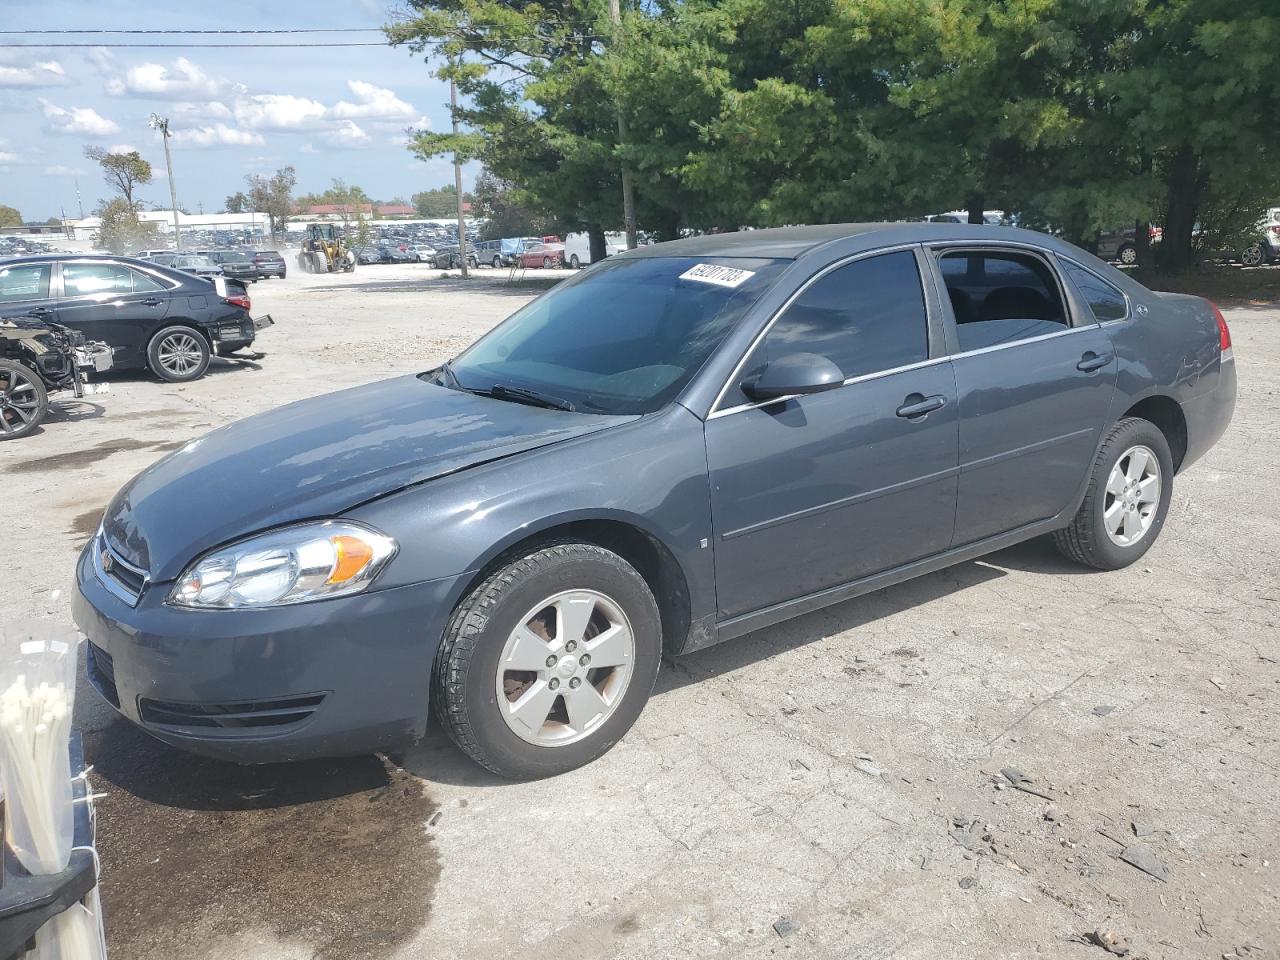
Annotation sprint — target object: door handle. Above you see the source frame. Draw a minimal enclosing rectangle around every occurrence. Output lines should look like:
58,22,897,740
27,306,52,317
1077,351,1113,372
139,297,162,306
896,393,946,419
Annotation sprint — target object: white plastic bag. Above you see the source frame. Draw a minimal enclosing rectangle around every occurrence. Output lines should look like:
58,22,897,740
0,621,106,959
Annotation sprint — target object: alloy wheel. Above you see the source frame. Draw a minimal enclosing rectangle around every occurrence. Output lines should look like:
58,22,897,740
0,366,40,434
495,589,635,746
1242,243,1264,268
157,332,204,377
1103,444,1161,547
1119,246,1138,265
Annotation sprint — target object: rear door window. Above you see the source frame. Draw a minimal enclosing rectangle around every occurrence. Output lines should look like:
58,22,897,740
939,251,1069,351
0,263,52,302
1060,260,1128,322
752,250,929,382
62,263,135,297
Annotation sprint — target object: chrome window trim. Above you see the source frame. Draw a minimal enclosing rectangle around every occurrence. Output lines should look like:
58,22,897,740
1056,254,1132,325
708,242,926,416
709,354,952,419
946,323,1096,362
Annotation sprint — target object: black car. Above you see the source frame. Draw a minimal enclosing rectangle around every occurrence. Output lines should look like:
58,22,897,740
251,250,287,279
0,255,270,383
200,250,258,284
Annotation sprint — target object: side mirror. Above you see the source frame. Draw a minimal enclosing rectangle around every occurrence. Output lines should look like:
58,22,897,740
743,352,845,401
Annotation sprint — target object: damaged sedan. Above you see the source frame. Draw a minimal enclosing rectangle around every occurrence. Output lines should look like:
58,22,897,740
1,313,111,440
74,224,1235,778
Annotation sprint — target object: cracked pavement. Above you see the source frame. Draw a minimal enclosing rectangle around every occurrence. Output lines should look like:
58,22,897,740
4,264,1276,960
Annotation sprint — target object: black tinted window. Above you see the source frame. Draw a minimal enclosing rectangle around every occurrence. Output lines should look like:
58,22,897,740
940,251,1067,351
0,263,51,302
759,251,928,380
1061,260,1127,322
63,263,133,297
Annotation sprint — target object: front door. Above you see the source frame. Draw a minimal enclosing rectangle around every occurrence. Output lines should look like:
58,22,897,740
54,260,171,366
0,261,56,323
705,249,960,620
934,247,1118,545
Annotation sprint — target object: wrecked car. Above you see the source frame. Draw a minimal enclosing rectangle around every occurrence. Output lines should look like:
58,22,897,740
0,315,111,440
74,223,1235,778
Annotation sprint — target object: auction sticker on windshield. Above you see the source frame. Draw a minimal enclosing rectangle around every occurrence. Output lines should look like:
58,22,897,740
678,264,757,288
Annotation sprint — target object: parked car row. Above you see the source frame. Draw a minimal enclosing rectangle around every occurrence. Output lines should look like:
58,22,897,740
0,253,273,438
136,249,288,281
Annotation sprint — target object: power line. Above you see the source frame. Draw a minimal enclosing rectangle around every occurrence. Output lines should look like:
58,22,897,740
0,28,386,34
0,41,393,48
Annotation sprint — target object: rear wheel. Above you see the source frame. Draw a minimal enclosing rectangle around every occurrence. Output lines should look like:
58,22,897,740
0,360,47,440
1117,243,1138,265
1053,417,1174,570
433,542,662,779
492,256,503,269
569,254,581,269
542,256,552,268
1241,242,1266,268
148,325,211,383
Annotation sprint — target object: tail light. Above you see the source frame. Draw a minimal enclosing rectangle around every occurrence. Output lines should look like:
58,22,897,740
224,292,251,311
1269,224,1280,236
1209,301,1231,352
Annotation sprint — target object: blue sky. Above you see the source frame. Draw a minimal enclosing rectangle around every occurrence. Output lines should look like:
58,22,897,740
0,0,473,221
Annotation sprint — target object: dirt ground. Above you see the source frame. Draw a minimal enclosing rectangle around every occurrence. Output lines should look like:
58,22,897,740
3,261,1276,960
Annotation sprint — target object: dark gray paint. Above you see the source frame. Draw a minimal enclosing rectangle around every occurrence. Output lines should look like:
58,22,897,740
73,223,1237,761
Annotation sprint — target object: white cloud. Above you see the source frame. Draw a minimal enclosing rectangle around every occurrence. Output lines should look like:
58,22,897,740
331,80,415,121
235,93,328,131
174,124,264,148
170,100,234,122
0,152,20,163
300,143,319,155
40,99,121,136
105,57,232,99
0,58,70,89
46,164,86,176
327,120,371,148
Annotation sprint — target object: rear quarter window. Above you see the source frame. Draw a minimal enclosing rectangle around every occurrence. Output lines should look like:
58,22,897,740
1061,259,1128,322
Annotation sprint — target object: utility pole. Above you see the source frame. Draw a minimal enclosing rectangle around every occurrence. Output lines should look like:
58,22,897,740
609,0,638,250
148,113,183,250
450,74,469,279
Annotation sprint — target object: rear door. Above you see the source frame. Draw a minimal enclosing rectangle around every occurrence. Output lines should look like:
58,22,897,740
932,246,1117,545
54,260,173,366
705,248,959,619
0,261,56,322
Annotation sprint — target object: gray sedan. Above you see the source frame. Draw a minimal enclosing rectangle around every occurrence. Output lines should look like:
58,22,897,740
74,223,1236,778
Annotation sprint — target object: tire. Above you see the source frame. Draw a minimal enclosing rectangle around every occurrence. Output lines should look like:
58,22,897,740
569,254,581,269
0,359,48,440
1241,243,1265,268
1117,243,1138,266
492,256,503,269
1053,417,1175,570
148,325,211,383
433,542,662,779
469,256,479,270
542,256,552,268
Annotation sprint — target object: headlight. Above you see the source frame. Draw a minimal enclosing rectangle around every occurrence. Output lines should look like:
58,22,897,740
169,521,397,609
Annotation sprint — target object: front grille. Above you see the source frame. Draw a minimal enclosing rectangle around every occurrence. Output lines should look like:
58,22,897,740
139,693,326,731
86,642,120,708
94,535,148,606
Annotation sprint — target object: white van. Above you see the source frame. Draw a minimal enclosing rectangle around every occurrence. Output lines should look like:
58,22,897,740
563,232,628,268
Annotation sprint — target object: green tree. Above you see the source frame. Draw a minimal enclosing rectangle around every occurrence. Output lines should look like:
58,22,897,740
94,198,159,253
245,166,297,240
84,147,152,211
411,185,465,218
296,181,372,208
473,172,553,239
0,205,21,228
224,191,250,214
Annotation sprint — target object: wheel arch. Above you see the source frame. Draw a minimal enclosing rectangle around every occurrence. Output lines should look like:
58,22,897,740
1119,394,1188,472
450,513,694,658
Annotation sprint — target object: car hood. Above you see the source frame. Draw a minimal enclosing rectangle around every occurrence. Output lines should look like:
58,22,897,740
101,375,631,581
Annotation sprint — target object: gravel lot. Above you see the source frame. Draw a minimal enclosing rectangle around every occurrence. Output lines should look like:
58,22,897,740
4,262,1277,960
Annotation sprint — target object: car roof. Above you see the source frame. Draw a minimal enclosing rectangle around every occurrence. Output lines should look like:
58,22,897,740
620,222,1083,260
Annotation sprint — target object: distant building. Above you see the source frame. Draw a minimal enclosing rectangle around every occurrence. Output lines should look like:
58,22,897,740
65,210,267,242
292,203,420,219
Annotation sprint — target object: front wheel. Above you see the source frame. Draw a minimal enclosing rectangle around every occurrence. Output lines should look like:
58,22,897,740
492,256,503,269
569,254,581,269
1117,243,1138,266
433,542,662,779
1053,417,1174,570
0,359,48,440
148,325,211,383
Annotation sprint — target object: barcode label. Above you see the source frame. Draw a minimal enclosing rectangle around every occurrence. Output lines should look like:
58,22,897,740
678,264,756,288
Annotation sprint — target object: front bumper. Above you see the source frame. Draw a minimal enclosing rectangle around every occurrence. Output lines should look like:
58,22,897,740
73,542,465,762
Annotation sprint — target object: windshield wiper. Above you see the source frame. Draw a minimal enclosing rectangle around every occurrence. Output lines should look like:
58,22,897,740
490,383,576,412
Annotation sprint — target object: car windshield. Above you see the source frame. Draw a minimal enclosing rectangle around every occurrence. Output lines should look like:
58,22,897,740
443,255,787,415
